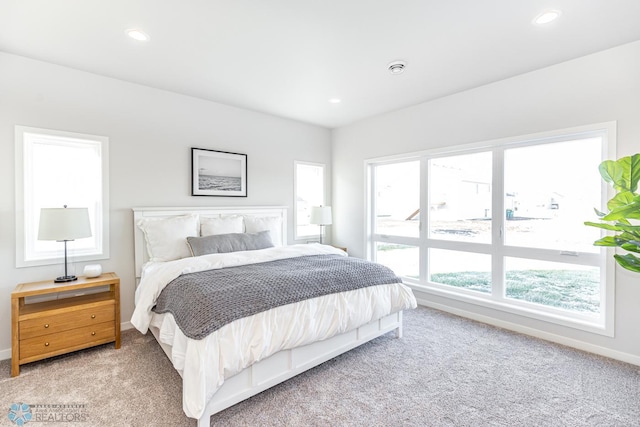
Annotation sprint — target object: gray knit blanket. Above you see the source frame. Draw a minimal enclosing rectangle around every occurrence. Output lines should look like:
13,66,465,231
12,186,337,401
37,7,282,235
152,254,402,340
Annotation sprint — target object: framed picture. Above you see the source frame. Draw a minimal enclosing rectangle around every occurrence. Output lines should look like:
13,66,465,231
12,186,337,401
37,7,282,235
191,148,247,197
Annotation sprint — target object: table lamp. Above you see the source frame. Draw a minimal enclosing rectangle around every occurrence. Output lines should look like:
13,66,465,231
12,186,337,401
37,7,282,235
38,206,92,283
310,206,332,244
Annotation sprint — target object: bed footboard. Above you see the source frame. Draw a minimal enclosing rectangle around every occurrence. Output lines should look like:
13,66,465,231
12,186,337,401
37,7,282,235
151,311,404,427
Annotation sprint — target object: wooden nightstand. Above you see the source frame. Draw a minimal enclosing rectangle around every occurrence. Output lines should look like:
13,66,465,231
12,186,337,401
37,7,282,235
11,272,120,377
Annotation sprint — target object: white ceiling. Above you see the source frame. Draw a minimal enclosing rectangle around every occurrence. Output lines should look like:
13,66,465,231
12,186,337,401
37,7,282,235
2,1,640,129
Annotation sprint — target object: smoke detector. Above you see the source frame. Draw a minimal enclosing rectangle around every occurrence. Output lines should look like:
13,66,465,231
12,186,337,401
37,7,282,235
388,60,407,75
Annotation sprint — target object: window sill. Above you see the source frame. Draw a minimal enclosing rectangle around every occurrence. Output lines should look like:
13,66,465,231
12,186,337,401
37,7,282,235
17,253,109,268
405,281,613,337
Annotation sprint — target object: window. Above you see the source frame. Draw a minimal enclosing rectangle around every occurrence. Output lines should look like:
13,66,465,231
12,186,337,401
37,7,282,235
374,161,420,238
294,161,326,240
367,123,615,334
16,126,109,267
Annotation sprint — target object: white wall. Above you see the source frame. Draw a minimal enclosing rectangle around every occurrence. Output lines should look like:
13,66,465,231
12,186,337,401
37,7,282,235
0,52,331,358
332,40,640,362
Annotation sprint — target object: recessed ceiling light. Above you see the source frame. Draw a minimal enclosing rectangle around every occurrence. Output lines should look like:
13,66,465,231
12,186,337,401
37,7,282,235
388,60,407,75
329,98,342,104
533,10,561,25
126,29,150,41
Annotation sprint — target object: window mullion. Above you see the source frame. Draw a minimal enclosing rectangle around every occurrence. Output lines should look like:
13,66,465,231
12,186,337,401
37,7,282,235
367,164,376,262
492,149,505,300
420,157,429,284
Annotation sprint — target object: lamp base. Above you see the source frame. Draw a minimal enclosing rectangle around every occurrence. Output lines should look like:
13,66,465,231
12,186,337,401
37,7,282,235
54,275,78,283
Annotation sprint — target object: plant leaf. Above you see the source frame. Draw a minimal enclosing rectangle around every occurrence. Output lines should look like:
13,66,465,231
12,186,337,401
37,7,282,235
620,242,640,253
585,221,610,229
585,223,640,241
619,230,640,241
615,234,640,246
632,153,640,193
584,221,623,231
618,153,640,193
607,191,636,210
593,236,619,246
602,201,640,221
599,159,625,191
614,253,640,272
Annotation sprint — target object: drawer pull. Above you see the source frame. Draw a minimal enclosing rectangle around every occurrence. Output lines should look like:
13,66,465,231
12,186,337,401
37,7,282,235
44,342,50,347
91,332,96,336
91,314,96,319
44,324,49,328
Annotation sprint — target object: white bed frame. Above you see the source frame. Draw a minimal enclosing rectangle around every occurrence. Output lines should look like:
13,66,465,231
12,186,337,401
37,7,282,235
132,206,404,427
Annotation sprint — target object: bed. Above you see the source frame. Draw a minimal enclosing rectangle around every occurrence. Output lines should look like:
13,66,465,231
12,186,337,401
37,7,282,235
130,206,417,427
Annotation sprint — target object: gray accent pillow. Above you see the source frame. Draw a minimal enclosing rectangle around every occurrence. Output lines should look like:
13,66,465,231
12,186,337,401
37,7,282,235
187,231,274,256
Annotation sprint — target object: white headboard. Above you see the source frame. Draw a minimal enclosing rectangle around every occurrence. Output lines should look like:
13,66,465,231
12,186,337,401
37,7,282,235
132,206,288,279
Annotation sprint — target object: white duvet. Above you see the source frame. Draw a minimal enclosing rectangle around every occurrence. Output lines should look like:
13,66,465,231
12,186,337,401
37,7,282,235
131,244,416,419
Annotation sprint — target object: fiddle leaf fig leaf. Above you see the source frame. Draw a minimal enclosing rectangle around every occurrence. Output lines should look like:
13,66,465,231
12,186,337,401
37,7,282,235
619,230,640,241
602,201,640,221
632,153,640,193
620,242,640,253
593,236,619,246
585,222,640,237
584,221,614,231
618,153,640,193
607,191,636,210
599,159,626,191
614,254,640,273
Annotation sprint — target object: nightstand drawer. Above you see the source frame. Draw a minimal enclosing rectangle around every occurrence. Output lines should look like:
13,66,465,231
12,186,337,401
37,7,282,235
19,322,115,360
20,303,115,339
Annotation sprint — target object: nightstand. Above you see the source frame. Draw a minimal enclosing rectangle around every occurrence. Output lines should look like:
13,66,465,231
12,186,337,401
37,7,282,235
11,273,120,377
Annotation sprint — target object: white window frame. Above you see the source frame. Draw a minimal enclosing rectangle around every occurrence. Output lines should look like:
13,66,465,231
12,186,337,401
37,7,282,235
294,161,327,241
366,122,616,336
15,125,110,267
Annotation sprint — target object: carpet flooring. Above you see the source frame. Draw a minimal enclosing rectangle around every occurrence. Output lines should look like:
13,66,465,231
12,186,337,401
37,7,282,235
2,306,640,426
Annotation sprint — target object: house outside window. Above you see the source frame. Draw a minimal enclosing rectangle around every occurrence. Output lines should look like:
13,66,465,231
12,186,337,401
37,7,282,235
366,122,616,335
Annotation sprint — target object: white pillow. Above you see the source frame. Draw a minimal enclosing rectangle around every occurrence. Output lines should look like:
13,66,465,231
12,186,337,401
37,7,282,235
137,214,199,262
244,216,283,246
200,215,244,236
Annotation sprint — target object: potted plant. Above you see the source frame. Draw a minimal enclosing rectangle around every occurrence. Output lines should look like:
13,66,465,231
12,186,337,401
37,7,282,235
585,153,640,272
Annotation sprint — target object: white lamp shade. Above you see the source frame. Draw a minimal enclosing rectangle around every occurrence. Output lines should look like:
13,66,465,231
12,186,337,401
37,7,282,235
310,206,332,225
38,207,92,241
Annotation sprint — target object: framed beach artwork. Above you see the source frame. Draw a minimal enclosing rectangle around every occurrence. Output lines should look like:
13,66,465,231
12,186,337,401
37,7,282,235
191,148,247,197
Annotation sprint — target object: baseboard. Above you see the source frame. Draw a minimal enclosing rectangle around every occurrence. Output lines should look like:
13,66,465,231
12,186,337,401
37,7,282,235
417,298,640,367
0,321,135,362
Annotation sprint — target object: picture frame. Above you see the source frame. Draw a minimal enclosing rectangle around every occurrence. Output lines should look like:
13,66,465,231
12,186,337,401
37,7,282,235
191,148,247,197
